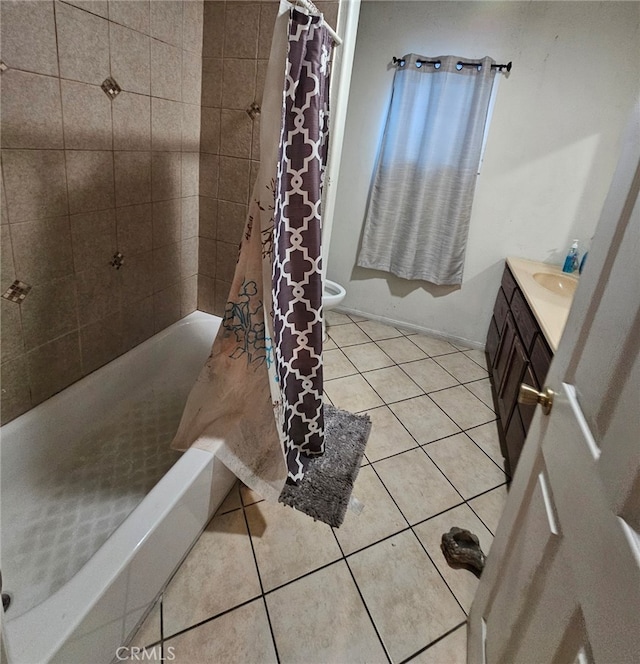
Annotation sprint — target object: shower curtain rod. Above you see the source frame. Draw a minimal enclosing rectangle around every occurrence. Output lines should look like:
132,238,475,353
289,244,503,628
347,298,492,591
392,56,512,72
291,0,343,45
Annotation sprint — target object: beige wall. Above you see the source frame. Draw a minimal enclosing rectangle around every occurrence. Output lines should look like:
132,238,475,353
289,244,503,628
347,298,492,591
197,0,339,316
0,0,204,423
328,1,640,346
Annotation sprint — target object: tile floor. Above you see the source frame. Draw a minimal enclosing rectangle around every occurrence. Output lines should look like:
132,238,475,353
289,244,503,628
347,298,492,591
129,312,510,663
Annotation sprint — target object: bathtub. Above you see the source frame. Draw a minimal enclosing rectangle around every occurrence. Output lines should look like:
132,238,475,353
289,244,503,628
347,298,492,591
1,311,236,663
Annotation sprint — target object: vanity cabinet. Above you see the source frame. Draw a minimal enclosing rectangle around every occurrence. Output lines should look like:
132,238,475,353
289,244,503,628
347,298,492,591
486,265,553,476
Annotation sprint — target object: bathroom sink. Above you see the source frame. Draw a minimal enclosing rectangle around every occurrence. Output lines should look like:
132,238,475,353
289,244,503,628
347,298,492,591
533,272,578,296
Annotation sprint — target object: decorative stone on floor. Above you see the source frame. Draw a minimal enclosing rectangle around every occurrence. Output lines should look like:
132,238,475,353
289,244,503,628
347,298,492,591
441,527,487,577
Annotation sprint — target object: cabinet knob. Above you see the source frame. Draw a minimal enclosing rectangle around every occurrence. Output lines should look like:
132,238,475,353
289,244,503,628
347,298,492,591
518,384,554,415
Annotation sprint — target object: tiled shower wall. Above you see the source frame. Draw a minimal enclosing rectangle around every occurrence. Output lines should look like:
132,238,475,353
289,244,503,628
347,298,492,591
0,0,340,424
196,0,339,316
0,0,204,424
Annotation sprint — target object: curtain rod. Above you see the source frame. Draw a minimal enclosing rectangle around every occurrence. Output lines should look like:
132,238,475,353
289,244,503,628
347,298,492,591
392,56,512,72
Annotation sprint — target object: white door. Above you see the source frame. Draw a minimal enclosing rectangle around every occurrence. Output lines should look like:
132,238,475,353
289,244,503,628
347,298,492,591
468,103,640,663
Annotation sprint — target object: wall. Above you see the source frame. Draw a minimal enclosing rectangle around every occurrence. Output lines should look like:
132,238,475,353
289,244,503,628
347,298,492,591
328,1,640,346
197,0,339,316
0,0,204,423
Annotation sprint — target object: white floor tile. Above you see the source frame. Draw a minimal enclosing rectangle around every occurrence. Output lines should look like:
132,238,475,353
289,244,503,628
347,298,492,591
324,374,384,412
348,530,465,663
363,405,417,462
363,365,423,403
468,485,509,535
407,334,459,357
328,322,371,347
465,421,504,467
390,395,461,445
245,501,342,592
424,433,507,499
430,386,495,430
334,465,407,555
323,348,358,380
166,599,277,664
464,349,488,369
357,319,404,341
267,561,388,664
326,311,352,326
162,510,261,637
374,448,462,524
342,342,395,372
465,378,495,410
401,358,459,393
434,353,488,383
376,336,427,363
409,624,467,663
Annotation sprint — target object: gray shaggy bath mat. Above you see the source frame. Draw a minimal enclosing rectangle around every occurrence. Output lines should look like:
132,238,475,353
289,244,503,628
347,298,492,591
278,404,372,528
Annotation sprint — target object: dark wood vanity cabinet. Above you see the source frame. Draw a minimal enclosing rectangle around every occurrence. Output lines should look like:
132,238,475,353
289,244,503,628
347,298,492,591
486,265,553,476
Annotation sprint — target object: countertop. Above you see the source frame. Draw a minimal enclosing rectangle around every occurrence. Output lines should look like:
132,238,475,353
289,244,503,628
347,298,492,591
506,257,576,352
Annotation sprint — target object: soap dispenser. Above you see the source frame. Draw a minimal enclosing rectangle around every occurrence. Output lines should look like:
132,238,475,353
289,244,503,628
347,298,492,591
562,239,580,274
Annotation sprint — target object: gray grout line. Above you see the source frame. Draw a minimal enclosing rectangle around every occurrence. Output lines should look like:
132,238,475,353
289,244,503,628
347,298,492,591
461,428,511,476
162,593,262,645
330,531,394,664
239,504,282,664
464,481,510,537
363,459,470,618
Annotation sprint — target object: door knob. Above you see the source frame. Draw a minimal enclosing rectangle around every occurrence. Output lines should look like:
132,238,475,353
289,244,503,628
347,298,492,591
518,384,554,415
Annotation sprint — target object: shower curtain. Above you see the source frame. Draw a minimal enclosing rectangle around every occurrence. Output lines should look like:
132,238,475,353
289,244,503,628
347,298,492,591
171,2,333,499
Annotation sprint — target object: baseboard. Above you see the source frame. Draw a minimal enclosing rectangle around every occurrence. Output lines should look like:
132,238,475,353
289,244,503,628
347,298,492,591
335,306,486,351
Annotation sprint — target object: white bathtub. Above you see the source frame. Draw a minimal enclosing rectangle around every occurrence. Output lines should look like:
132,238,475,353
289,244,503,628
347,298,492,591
1,311,236,663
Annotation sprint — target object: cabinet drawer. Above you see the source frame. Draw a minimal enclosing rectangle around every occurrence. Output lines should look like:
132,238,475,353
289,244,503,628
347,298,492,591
511,289,537,352
493,287,509,334
501,266,518,302
530,333,552,388
486,316,499,369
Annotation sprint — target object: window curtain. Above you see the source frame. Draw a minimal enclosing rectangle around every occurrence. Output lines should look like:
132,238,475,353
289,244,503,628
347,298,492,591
357,54,497,286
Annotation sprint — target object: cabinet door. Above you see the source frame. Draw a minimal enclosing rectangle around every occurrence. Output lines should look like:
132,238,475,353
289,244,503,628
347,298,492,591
504,406,525,476
497,329,528,427
493,312,516,391
486,316,500,368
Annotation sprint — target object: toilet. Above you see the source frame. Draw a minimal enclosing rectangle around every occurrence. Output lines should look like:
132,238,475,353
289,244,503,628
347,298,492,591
322,279,347,340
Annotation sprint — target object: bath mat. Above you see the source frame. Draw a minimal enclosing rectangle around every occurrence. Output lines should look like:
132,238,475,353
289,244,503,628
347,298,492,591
278,404,372,528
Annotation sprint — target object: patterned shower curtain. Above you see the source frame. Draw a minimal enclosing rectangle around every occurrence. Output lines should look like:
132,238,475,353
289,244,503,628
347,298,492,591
273,10,332,482
171,3,333,498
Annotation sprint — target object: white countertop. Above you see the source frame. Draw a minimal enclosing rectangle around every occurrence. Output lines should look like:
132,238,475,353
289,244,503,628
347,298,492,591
506,257,577,352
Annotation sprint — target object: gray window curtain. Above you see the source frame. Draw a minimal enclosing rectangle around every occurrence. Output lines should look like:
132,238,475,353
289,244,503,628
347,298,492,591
357,54,497,286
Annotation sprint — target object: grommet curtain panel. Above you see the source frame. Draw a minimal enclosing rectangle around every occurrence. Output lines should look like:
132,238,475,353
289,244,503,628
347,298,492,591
357,54,497,286
171,2,332,498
